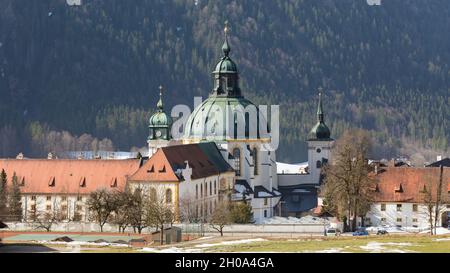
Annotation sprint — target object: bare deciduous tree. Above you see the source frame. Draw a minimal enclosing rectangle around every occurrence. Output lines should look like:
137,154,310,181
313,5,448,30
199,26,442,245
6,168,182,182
322,129,376,231
422,165,447,235
32,202,65,232
146,187,175,245
209,200,232,236
87,188,119,232
179,194,199,223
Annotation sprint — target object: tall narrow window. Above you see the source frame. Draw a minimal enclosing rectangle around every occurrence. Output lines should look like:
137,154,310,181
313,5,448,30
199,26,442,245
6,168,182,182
233,148,241,176
205,182,208,197
316,160,322,168
196,185,198,199
166,189,172,204
200,184,203,198
253,148,258,175
214,181,217,195
150,188,157,201
210,181,212,196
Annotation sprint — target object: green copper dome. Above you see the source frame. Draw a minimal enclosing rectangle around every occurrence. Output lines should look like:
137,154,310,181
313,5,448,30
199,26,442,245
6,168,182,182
184,22,268,141
214,57,238,73
308,92,332,141
149,111,172,127
309,122,331,140
149,87,172,127
213,24,238,74
148,86,173,141
184,96,268,141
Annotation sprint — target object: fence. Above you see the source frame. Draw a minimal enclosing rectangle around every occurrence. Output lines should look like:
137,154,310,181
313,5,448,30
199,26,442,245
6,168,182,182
3,221,330,236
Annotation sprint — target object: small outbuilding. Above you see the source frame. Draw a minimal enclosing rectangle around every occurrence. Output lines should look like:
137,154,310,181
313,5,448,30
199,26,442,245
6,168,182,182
0,221,8,229
151,226,182,244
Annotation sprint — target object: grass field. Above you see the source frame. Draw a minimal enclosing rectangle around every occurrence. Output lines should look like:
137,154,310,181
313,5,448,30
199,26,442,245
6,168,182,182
2,234,450,253
203,235,450,253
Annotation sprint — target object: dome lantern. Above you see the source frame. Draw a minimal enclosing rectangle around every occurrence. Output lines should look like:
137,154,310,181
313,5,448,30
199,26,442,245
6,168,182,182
148,85,172,141
308,90,332,141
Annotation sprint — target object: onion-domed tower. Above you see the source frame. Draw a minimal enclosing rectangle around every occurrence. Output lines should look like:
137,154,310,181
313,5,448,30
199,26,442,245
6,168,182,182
307,91,333,184
183,22,279,224
184,22,269,142
148,86,173,157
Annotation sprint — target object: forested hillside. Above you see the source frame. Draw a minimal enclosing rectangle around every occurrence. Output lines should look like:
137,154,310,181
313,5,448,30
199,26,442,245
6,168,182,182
0,0,448,163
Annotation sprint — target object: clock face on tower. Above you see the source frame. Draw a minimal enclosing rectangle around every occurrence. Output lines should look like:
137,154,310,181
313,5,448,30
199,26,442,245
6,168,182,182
155,130,162,137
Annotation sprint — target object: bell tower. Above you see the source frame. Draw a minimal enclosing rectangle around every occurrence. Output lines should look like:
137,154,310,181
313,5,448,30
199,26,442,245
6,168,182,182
148,85,173,157
307,90,334,184
212,21,241,97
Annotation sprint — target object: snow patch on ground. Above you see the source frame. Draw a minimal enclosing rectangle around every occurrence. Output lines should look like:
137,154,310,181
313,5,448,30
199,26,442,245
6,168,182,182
35,240,129,247
195,238,267,248
359,242,414,253
419,227,450,235
262,216,329,225
140,247,201,253
310,248,346,253
140,238,267,253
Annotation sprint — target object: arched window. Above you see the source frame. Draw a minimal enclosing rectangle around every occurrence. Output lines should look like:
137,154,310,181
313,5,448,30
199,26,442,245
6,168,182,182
214,181,217,195
253,147,258,175
205,182,208,197
200,184,203,198
209,181,212,196
316,160,322,168
165,189,172,204
233,148,241,176
150,188,157,201
196,184,198,199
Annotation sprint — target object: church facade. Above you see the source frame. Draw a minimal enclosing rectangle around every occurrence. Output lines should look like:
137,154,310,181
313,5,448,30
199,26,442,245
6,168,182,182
146,26,333,223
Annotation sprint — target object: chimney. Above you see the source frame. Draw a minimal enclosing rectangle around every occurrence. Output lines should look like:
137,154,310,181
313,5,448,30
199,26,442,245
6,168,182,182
16,153,24,159
388,159,396,168
47,152,54,160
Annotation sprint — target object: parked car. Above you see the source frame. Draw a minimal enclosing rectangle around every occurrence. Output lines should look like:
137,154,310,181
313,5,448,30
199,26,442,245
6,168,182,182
325,228,340,236
376,229,389,235
352,228,369,236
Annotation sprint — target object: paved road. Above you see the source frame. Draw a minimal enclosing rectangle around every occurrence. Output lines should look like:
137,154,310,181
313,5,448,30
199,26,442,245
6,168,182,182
0,243,59,253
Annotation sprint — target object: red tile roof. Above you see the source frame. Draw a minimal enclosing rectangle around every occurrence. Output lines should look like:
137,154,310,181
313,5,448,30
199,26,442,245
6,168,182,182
129,143,233,182
128,149,180,182
0,159,141,194
162,144,223,180
372,167,450,203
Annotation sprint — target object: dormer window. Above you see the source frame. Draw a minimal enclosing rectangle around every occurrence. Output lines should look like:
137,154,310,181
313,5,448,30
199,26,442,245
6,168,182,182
48,177,55,187
159,165,166,173
374,184,380,192
111,178,118,188
420,185,427,193
20,177,25,186
395,184,403,193
80,177,86,187
148,165,155,173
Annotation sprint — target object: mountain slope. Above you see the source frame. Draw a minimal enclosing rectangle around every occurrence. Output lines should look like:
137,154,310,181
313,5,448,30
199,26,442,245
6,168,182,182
0,0,448,162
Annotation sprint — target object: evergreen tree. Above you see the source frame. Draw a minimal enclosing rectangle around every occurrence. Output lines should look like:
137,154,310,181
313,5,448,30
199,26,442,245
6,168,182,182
230,201,254,224
0,169,7,220
8,172,22,222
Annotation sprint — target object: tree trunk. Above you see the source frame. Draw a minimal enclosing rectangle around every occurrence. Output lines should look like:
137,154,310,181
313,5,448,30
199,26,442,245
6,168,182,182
160,224,164,245
433,165,444,235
